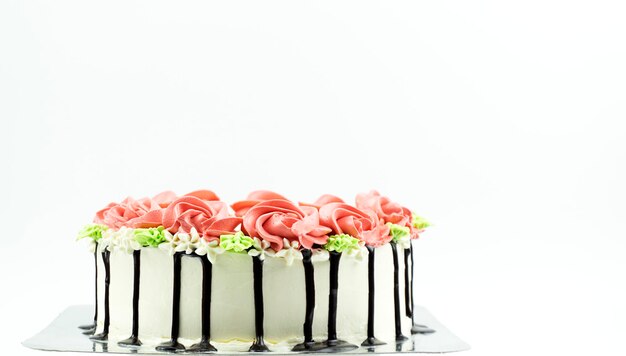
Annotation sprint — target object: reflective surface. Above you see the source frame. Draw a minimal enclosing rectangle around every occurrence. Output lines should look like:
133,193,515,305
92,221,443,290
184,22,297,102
23,305,469,354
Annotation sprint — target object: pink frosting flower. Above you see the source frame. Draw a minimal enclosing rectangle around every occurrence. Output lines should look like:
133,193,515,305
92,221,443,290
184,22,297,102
300,194,345,209
152,191,178,208
319,202,391,247
232,190,289,217
356,190,423,239
242,199,331,251
163,196,241,241
94,197,164,229
356,190,413,226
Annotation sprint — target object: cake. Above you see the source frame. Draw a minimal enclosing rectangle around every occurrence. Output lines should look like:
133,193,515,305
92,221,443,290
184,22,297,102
76,189,433,353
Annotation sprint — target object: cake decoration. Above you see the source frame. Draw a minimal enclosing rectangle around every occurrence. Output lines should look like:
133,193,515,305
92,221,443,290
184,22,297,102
77,189,433,353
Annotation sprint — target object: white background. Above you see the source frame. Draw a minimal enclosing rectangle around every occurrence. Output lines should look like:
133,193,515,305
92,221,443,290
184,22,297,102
1,1,625,355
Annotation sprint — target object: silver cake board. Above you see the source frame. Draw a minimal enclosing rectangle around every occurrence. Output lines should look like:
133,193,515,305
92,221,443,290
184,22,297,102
23,305,469,354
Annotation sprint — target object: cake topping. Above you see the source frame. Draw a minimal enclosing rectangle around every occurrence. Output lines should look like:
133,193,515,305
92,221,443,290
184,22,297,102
242,199,331,251
94,197,164,229
232,190,289,217
319,202,391,247
163,196,241,241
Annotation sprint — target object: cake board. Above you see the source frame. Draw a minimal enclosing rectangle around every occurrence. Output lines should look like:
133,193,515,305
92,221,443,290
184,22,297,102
23,305,469,354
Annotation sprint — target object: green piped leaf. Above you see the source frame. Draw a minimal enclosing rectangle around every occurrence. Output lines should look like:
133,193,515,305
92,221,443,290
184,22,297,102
387,223,410,242
77,224,108,242
134,226,168,247
220,231,254,253
324,234,360,253
411,213,431,230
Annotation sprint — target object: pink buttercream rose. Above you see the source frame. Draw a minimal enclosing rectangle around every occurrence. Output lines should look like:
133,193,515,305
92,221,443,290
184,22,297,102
94,197,164,229
300,194,345,209
356,190,413,227
242,199,331,251
152,191,178,208
356,190,423,239
163,196,241,241
319,202,391,247
232,190,289,217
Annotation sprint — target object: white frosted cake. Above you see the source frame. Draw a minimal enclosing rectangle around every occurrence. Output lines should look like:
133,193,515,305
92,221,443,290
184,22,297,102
77,190,433,352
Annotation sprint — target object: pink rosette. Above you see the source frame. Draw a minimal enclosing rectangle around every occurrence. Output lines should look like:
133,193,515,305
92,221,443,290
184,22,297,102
94,197,164,229
242,199,331,251
163,196,241,241
232,190,289,217
300,194,345,209
356,190,412,227
319,202,391,247
152,191,178,208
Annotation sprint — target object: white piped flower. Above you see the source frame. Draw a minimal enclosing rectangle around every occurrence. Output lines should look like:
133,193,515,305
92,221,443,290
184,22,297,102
274,238,303,266
195,239,224,264
99,228,117,252
346,242,368,262
311,248,330,262
174,227,201,255
396,234,411,250
158,229,178,255
248,237,274,261
115,227,141,254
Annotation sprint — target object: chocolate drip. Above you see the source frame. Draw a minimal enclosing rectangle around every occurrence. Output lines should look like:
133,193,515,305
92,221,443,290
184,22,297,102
249,255,269,352
404,248,412,318
156,252,185,352
188,255,217,352
409,243,436,334
90,250,110,342
390,242,408,341
79,250,98,334
119,250,142,347
361,246,385,347
310,251,358,352
292,249,316,351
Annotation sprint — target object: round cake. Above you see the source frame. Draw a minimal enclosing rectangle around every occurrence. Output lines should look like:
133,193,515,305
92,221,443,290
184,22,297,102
76,190,433,352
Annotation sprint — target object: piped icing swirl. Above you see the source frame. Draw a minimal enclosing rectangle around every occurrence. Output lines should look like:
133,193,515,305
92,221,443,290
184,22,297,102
243,199,331,251
319,202,391,247
163,194,242,242
232,190,289,217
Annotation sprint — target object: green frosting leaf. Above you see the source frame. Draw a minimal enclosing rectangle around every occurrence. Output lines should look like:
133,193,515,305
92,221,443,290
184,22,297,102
220,231,254,253
324,234,360,253
133,226,168,247
388,223,410,242
77,224,108,241
411,213,431,230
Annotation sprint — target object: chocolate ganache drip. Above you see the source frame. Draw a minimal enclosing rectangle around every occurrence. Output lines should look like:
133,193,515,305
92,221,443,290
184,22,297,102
310,251,358,352
390,242,408,341
188,255,217,352
361,246,386,347
90,250,111,342
249,255,269,352
156,252,185,352
79,249,98,335
409,243,435,334
118,250,142,347
404,248,412,318
292,249,316,351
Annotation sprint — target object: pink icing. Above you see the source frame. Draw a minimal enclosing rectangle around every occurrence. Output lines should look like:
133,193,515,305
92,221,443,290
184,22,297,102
94,197,164,229
356,190,422,239
163,196,241,241
242,199,331,251
300,194,345,209
319,202,391,247
152,191,178,208
232,190,289,217
356,190,412,227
